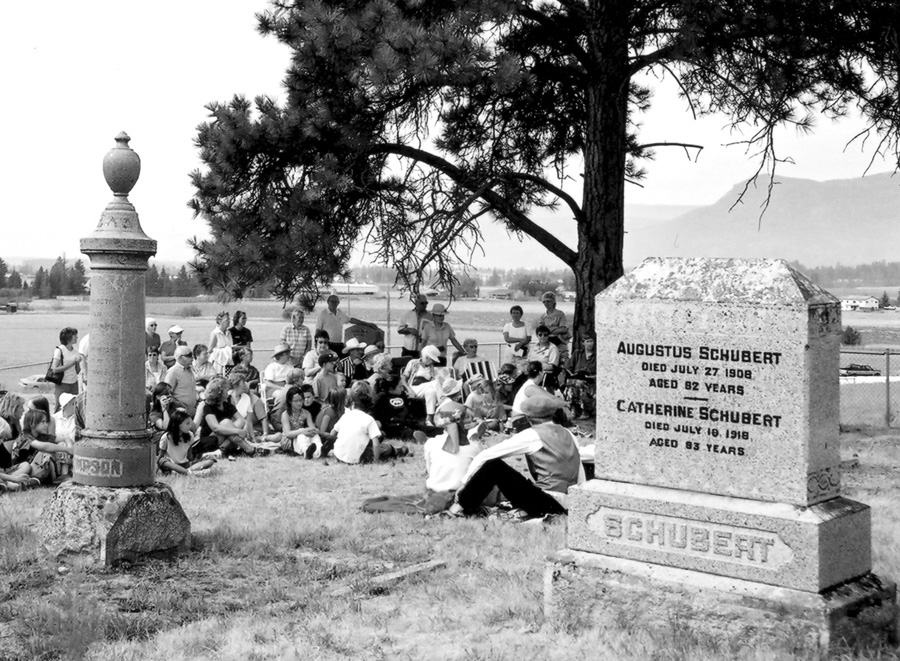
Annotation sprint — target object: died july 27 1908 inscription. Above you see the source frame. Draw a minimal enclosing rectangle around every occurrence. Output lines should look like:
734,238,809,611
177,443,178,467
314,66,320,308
615,341,785,458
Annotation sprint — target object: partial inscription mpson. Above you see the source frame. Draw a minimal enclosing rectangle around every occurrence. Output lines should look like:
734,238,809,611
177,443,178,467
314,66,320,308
74,457,124,478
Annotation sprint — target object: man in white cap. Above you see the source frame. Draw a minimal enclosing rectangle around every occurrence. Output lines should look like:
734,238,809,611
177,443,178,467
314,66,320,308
397,293,432,358
337,338,370,383
160,325,187,369
450,393,583,520
164,345,197,414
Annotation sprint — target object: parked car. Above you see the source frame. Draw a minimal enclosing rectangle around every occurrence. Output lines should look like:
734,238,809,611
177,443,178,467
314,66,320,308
840,363,881,377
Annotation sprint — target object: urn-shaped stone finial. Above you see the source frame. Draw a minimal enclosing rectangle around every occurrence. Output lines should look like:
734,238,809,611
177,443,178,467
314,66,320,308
102,131,141,196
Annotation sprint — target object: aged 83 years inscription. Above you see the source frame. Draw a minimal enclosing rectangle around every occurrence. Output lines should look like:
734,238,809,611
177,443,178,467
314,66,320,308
614,341,786,458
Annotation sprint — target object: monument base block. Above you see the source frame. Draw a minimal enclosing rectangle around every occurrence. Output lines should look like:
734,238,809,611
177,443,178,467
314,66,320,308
39,481,191,566
545,550,898,658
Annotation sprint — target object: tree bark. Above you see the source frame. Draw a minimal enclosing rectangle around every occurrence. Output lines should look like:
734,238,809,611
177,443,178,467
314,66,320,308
573,1,631,345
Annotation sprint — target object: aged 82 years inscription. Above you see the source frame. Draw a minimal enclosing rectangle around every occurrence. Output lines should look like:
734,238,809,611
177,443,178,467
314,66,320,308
614,341,786,458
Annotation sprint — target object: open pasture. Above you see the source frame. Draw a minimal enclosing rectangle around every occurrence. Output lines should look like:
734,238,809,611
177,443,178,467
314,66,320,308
1,429,899,661
0,296,573,394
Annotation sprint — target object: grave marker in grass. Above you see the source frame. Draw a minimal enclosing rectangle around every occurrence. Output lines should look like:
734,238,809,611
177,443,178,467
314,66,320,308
546,258,898,655
40,133,190,566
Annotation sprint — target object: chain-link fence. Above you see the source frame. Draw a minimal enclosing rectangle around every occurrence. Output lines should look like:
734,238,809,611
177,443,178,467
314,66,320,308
840,349,900,428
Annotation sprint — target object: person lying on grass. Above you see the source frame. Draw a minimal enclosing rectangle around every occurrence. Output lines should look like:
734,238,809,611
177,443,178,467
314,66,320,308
158,408,217,476
196,377,268,458
448,394,584,521
333,382,407,464
9,409,74,485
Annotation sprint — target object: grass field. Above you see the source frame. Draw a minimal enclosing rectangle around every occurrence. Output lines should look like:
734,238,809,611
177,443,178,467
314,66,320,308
2,300,900,658
1,429,899,660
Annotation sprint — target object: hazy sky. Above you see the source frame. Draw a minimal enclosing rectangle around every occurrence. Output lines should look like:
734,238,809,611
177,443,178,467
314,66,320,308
1,2,893,269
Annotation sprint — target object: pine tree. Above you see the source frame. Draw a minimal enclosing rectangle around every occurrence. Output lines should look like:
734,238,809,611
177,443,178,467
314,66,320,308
33,267,47,299
67,260,87,295
6,270,22,290
0,258,7,289
190,0,900,339
48,257,67,297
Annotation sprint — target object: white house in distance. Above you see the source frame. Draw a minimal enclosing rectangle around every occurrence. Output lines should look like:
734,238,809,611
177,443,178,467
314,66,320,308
841,296,880,312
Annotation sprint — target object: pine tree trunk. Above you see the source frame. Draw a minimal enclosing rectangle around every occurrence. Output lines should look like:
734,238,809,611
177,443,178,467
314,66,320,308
572,1,631,343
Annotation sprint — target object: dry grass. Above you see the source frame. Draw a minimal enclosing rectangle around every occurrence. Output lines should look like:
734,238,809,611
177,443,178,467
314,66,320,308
1,430,899,661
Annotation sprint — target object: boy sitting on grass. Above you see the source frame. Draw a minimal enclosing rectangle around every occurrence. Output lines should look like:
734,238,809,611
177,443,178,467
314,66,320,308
333,382,407,463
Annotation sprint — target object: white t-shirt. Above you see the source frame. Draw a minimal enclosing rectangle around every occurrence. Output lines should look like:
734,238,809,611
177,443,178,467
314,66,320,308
503,321,531,348
264,361,293,384
58,345,80,385
512,381,544,417
424,435,481,492
333,409,381,464
53,411,78,444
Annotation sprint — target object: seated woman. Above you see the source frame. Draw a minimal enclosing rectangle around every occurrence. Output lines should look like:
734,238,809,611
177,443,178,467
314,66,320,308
565,333,596,419
196,376,264,457
191,344,219,389
145,345,167,392
230,347,261,393
509,361,561,432
530,325,561,392
464,374,506,431
228,372,280,442
21,396,57,438
157,408,217,476
402,345,445,427
264,343,294,402
451,338,488,380
10,409,74,485
279,385,321,457
149,383,183,445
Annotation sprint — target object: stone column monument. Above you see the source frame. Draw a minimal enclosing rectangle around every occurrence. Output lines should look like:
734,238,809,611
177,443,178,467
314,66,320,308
40,132,190,565
545,258,897,655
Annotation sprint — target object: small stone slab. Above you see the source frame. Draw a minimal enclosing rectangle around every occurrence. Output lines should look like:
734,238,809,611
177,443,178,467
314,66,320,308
545,550,898,657
330,559,446,597
567,480,871,592
595,257,841,507
39,481,190,566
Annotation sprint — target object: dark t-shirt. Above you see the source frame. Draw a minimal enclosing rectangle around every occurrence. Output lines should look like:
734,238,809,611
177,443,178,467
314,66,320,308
200,400,238,438
229,326,254,347
304,401,322,422
373,391,409,428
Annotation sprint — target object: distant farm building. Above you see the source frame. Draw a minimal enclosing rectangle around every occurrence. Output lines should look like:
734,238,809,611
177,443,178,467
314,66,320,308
841,296,879,311
489,289,513,300
330,281,380,296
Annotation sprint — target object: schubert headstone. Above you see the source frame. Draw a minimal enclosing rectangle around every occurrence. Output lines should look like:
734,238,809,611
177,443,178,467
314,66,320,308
39,133,190,566
545,258,897,654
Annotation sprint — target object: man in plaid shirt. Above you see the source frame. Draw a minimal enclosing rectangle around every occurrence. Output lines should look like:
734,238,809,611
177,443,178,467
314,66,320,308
280,308,312,367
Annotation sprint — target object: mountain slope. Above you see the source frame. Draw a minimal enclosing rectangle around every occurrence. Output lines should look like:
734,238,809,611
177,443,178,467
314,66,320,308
623,172,900,267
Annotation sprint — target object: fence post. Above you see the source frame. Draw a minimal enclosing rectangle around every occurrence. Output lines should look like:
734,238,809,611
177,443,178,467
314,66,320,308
886,349,892,428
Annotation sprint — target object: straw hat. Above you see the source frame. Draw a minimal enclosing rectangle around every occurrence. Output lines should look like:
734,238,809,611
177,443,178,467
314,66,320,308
272,343,292,358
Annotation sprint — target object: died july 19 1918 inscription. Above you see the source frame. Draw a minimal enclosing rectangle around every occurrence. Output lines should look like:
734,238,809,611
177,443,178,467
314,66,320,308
593,258,841,507
550,258,896,654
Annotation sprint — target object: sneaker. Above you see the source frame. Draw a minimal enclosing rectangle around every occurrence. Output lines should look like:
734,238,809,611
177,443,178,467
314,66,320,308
447,503,465,517
305,444,317,460
202,450,223,461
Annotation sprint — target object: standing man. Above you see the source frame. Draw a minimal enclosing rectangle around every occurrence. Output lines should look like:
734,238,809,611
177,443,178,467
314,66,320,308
280,308,312,368
397,294,432,358
164,345,198,415
316,294,378,355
